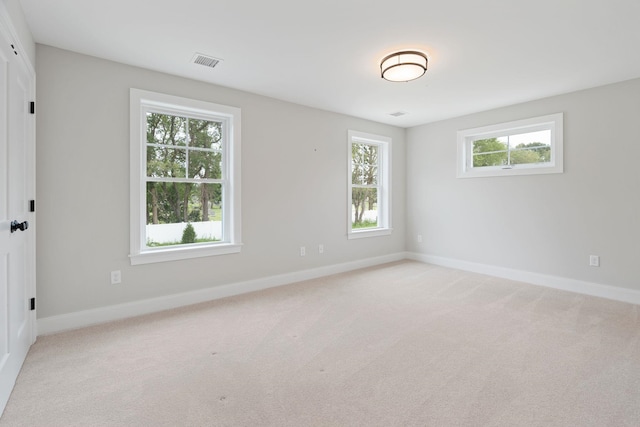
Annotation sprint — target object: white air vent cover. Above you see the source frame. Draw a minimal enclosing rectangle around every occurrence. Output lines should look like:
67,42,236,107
192,53,222,69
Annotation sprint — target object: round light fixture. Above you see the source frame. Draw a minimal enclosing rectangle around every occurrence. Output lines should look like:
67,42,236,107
380,50,428,82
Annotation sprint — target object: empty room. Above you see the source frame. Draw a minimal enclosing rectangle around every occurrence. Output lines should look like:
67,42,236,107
1,0,639,425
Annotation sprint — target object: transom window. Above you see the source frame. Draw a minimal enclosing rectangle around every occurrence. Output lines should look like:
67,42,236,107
348,130,391,239
130,89,241,265
457,113,563,178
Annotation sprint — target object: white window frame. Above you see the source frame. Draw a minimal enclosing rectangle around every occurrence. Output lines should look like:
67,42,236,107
347,130,392,239
457,113,563,178
129,89,242,265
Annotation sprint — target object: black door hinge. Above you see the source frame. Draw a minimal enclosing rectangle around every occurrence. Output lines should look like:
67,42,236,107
29,200,35,212
30,102,35,114
30,298,35,311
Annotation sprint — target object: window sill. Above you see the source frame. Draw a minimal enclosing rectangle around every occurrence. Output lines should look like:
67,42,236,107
457,162,562,178
348,228,392,240
130,243,242,265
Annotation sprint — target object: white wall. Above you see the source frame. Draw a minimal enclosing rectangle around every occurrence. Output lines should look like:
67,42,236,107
36,45,406,319
406,78,640,291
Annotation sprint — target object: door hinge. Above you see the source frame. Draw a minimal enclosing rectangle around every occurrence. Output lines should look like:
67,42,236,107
29,200,35,212
30,101,35,114
30,297,35,311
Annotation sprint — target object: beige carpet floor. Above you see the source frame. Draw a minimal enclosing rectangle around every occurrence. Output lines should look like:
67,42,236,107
2,260,640,426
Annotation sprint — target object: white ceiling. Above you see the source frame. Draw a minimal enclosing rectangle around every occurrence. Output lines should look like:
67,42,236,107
19,0,640,128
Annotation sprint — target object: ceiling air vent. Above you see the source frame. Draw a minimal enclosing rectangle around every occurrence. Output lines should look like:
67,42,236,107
389,111,407,117
192,53,222,69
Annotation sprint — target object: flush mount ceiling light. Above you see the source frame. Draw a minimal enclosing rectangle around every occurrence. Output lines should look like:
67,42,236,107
380,50,428,82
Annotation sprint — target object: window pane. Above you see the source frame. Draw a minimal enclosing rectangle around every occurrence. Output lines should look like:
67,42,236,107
510,146,550,165
351,143,379,185
147,146,186,178
145,182,222,246
351,164,378,185
352,161,365,185
473,137,507,153
188,118,223,150
146,113,187,146
367,165,378,185
367,144,378,160
352,187,378,229
188,150,222,179
507,130,551,150
472,138,507,167
508,130,551,165
352,143,365,180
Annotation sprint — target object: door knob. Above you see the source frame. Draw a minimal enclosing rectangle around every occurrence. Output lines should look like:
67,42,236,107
10,220,28,233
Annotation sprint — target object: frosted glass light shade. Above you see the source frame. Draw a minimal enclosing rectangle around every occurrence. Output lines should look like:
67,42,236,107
380,51,428,82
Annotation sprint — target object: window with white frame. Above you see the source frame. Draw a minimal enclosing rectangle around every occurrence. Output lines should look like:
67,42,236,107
348,130,391,239
457,113,563,178
129,89,241,265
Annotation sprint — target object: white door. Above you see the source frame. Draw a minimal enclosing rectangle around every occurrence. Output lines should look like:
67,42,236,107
0,19,36,415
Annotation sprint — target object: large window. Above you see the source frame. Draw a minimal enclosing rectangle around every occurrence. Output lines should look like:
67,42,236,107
457,113,563,178
348,130,391,239
130,89,241,265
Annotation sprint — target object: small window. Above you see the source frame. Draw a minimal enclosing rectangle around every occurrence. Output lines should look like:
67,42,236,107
130,89,241,265
348,130,391,239
457,113,563,178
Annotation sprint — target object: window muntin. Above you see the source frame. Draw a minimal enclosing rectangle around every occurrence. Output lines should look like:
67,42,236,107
130,89,241,265
457,113,563,178
348,130,391,239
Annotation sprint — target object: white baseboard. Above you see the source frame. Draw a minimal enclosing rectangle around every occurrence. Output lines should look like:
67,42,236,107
38,251,640,335
408,252,640,306
37,252,407,335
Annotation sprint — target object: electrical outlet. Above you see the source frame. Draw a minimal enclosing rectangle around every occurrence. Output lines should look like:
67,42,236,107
110,270,122,284
300,246,306,256
319,244,324,254
589,255,600,267
417,234,423,243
